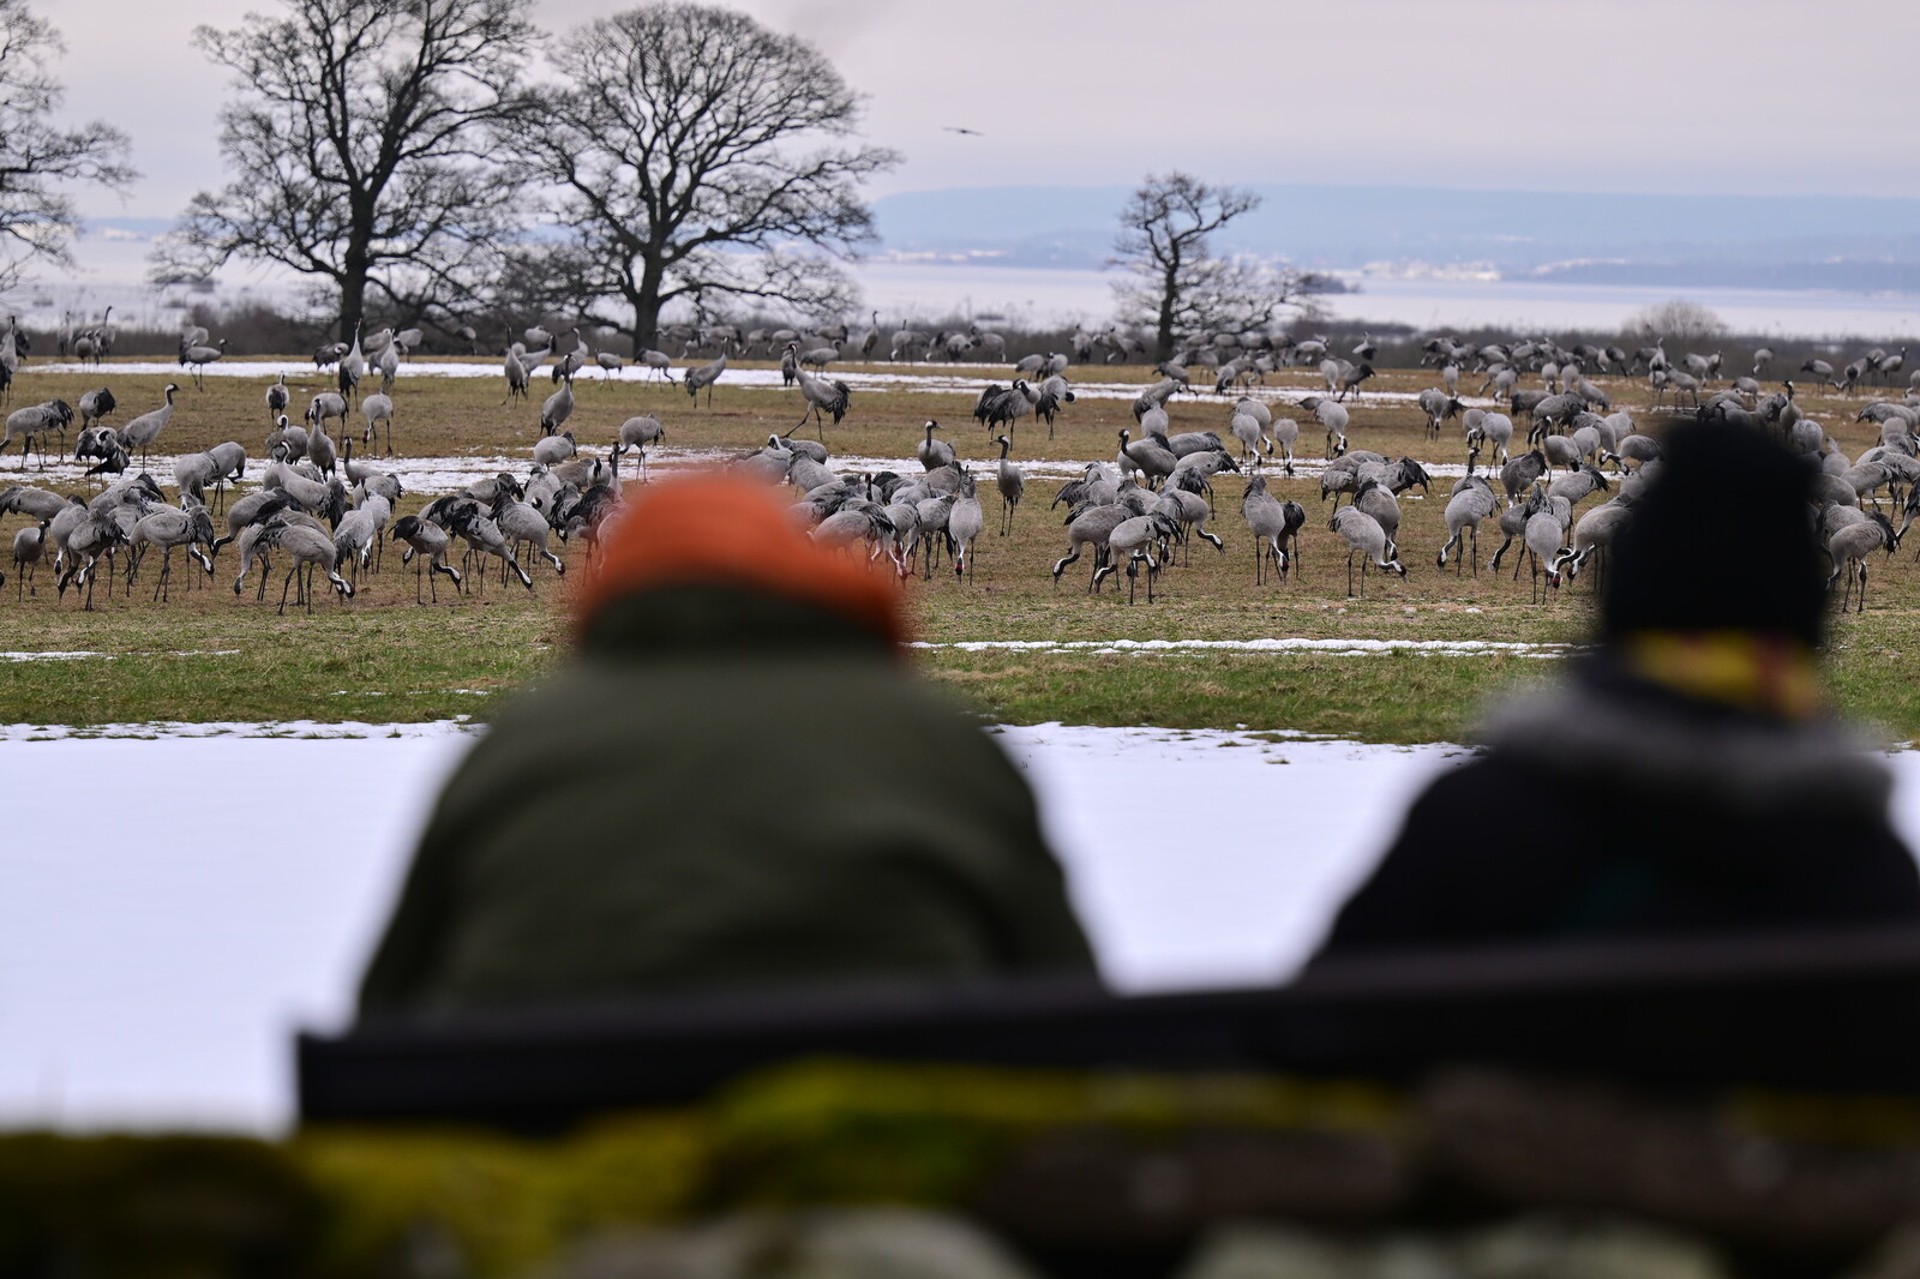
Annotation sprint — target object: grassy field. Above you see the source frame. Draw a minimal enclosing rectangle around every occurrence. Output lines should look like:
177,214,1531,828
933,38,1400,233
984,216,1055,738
2,355,1915,741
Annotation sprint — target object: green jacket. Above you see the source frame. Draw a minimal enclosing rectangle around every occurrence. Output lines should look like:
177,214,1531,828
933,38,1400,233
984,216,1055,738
359,585,1096,1015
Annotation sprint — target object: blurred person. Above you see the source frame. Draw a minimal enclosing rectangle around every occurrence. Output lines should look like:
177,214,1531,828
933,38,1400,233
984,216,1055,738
359,474,1095,1014
1315,421,1920,955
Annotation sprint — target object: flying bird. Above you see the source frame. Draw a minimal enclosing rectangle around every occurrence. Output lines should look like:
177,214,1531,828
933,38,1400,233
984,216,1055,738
942,126,984,136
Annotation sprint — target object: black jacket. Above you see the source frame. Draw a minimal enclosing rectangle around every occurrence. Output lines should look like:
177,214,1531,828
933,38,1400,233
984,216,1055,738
1315,658,1920,955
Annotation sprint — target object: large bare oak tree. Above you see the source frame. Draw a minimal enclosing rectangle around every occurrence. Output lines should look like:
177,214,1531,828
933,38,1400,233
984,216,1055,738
155,0,537,340
0,0,135,291
1113,172,1319,362
502,3,897,350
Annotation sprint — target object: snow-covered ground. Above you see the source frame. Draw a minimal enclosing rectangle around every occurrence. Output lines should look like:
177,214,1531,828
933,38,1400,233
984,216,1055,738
5,442,1479,498
0,722,1457,1134
9,720,1919,1136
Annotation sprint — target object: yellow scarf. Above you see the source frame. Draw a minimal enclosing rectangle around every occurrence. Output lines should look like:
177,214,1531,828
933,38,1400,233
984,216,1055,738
1623,631,1823,722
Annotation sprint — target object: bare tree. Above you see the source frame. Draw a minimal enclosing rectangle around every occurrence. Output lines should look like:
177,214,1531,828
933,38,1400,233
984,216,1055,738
500,3,897,350
152,0,538,340
0,0,136,291
1112,173,1325,361
1624,299,1729,343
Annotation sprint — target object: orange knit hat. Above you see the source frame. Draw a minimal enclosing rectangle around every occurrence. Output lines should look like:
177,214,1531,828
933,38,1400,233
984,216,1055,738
574,471,908,647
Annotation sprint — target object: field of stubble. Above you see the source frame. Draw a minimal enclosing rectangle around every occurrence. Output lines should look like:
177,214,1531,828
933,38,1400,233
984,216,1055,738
2,355,1914,742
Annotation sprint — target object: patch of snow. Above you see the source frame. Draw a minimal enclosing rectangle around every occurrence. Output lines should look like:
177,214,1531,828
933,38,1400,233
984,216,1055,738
25,356,1495,413
0,722,1455,1133
15,718,1908,1134
0,719,475,741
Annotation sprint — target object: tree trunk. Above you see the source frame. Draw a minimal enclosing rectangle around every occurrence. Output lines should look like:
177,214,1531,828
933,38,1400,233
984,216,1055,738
633,253,666,351
1155,261,1180,363
340,241,370,343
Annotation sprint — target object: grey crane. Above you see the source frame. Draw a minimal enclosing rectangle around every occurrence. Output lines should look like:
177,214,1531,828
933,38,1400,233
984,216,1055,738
540,370,575,437
1299,395,1350,458
1522,509,1568,602
1435,475,1498,576
493,492,565,577
338,322,366,401
266,414,309,463
1486,486,1546,573
376,341,400,394
75,387,115,447
1229,410,1270,467
1881,346,1909,387
684,350,728,407
1,483,68,522
307,390,348,437
1241,474,1304,584
634,349,672,382
1091,511,1179,603
1827,513,1898,612
1498,448,1548,506
1556,500,1633,586
1549,463,1612,508
593,350,627,382
173,446,244,513
330,507,381,586
811,500,894,560
792,358,851,437
916,419,954,471
262,460,342,521
441,499,533,592
1417,388,1462,439
180,337,227,390
55,505,128,610
305,409,338,479
947,472,985,582
264,373,289,423
616,415,666,481
11,520,47,597
360,392,395,454
119,384,179,470
994,434,1023,536
126,505,216,602
502,346,530,402
2,400,72,470
1350,479,1403,549
1154,485,1224,565
1117,428,1177,487
1327,506,1405,597
1034,375,1075,439
264,519,355,613
391,515,461,603
1051,503,1132,591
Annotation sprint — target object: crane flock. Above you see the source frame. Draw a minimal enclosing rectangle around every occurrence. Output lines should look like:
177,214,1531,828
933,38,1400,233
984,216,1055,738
5,319,1920,623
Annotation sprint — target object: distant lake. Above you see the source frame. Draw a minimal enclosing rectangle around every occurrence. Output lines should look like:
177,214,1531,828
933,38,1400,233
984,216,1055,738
848,261,1920,342
16,234,1920,343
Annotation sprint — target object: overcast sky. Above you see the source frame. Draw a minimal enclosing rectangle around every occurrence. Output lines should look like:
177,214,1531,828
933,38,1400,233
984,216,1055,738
49,0,1919,225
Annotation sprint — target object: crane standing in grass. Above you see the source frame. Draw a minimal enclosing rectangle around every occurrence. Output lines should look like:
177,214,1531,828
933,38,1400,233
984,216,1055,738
684,351,728,406
994,435,1023,536
791,350,852,438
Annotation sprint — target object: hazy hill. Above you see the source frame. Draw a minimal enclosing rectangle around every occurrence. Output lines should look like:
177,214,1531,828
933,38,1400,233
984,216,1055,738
870,185,1920,290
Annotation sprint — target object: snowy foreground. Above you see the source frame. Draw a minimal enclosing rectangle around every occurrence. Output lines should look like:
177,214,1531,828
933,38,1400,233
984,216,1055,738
5,722,1920,1135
